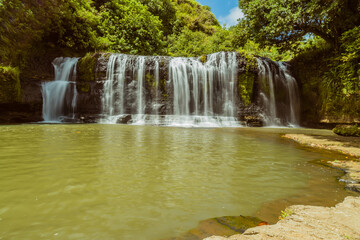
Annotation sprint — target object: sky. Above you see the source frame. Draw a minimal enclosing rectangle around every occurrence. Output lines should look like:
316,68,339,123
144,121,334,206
196,0,244,27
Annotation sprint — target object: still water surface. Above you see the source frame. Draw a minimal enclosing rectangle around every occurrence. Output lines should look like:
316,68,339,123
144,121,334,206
0,125,353,239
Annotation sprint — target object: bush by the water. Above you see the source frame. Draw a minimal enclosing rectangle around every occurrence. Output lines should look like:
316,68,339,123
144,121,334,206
333,125,360,137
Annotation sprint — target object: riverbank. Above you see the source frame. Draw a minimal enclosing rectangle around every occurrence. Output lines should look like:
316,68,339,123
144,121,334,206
205,196,360,240
204,130,360,240
283,133,360,193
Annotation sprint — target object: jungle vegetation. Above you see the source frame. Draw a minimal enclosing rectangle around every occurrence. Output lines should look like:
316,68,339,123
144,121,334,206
0,0,359,120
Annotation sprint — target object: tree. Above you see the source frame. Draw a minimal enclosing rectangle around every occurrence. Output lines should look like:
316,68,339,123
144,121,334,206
172,0,220,35
325,26,360,96
238,0,360,50
167,27,208,57
44,0,99,51
0,0,99,66
139,0,177,36
98,0,164,55
0,0,48,65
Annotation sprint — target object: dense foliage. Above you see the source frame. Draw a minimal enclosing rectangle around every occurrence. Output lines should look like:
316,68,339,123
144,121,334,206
238,0,360,51
0,65,21,103
0,0,296,66
0,0,220,67
0,0,359,122
98,0,164,54
326,27,360,96
333,125,360,137
235,0,360,122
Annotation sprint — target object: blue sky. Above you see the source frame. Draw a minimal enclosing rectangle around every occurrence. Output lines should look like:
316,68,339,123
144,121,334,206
196,0,244,26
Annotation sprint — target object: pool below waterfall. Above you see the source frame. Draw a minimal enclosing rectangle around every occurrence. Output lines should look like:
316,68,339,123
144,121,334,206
0,125,354,239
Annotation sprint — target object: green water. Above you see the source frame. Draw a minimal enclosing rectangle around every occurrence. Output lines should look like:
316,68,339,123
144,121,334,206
0,125,352,239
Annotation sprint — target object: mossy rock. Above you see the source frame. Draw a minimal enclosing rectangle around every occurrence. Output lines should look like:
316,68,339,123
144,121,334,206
0,66,21,103
77,53,98,82
200,55,207,64
102,52,112,61
238,50,258,71
145,73,156,88
214,215,264,233
77,82,90,93
333,124,360,137
238,72,255,106
168,215,265,240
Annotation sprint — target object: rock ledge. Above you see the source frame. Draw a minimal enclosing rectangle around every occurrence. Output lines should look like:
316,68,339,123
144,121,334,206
205,196,360,240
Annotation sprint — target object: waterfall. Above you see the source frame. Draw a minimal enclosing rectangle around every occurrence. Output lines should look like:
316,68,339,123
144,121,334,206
257,58,300,127
101,54,147,124
102,54,128,117
165,52,239,127
206,52,237,118
133,56,146,124
153,59,160,124
42,57,78,122
100,52,240,127
279,62,300,126
169,57,192,116
257,59,277,125
98,52,300,127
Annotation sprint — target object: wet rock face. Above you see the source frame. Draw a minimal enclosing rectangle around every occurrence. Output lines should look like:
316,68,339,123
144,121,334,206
0,103,43,123
1,54,54,123
76,81,104,116
3,52,299,125
76,54,174,118
74,52,266,125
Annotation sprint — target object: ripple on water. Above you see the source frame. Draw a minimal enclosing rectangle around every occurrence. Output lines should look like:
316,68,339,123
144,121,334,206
0,124,356,240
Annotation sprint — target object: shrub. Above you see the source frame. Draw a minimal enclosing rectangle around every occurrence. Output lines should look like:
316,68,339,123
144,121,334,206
333,124,360,137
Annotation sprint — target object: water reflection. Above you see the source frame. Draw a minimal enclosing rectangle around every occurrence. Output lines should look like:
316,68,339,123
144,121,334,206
0,125,355,240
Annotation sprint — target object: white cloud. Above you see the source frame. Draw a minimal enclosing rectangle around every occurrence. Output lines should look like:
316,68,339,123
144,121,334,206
219,7,244,27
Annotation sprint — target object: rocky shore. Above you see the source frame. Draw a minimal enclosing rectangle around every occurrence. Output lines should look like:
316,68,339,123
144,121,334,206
204,131,360,240
283,133,360,193
204,196,360,240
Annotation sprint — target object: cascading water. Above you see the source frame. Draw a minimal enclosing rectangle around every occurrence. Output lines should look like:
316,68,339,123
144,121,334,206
166,52,239,127
134,56,146,124
206,52,238,118
100,52,240,127
42,57,78,122
153,59,161,124
257,58,300,127
97,52,301,127
102,54,128,117
101,54,147,124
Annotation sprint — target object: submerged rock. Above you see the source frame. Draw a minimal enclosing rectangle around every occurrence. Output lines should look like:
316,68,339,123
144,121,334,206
330,160,360,193
205,196,360,240
283,132,360,192
166,215,264,240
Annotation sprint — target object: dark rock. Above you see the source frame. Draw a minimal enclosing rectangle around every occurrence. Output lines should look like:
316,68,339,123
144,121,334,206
116,115,132,124
79,115,98,123
0,103,42,123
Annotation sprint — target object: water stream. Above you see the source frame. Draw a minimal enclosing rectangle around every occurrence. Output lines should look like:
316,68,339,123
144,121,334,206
257,58,300,127
41,57,79,122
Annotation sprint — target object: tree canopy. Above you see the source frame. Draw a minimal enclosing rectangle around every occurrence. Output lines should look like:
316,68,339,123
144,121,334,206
0,0,359,76
0,0,220,67
238,0,360,50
